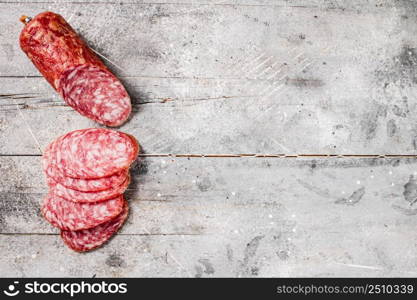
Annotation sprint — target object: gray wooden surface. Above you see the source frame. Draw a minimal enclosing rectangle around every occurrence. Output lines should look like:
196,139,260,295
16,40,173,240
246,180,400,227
1,0,417,277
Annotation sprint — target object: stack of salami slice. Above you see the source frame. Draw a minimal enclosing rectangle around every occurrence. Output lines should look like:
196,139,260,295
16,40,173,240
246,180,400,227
41,128,139,252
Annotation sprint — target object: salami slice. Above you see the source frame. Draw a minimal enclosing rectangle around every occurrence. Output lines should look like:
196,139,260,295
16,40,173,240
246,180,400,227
49,174,130,203
43,139,129,192
58,65,131,127
54,128,139,179
19,11,131,126
49,168,128,193
61,200,129,252
42,192,124,231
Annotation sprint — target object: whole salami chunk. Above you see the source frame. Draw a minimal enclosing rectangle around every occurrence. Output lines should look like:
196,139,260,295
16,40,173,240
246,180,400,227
19,11,131,127
42,192,124,231
61,200,129,252
54,128,139,179
49,174,130,203
43,139,128,192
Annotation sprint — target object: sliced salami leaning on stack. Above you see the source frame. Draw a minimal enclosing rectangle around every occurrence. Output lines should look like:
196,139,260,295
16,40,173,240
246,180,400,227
41,128,139,252
61,202,129,252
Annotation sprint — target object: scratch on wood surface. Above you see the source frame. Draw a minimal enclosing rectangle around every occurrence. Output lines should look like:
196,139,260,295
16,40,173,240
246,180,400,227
333,262,384,271
12,98,43,155
90,48,127,73
391,204,417,216
152,95,257,104
297,179,332,198
168,252,192,277
0,93,40,98
268,137,292,153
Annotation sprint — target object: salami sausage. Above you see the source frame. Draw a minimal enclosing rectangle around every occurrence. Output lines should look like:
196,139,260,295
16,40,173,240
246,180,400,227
49,174,130,203
42,192,124,231
54,128,139,179
19,11,131,126
61,200,129,252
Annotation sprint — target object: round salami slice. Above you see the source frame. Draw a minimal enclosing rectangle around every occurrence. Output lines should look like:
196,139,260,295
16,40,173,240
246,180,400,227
42,192,124,231
58,65,131,127
54,128,139,179
43,138,129,192
49,174,130,203
48,168,128,193
61,200,129,252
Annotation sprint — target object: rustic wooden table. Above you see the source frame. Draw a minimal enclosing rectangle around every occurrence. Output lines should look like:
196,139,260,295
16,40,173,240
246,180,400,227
1,0,417,277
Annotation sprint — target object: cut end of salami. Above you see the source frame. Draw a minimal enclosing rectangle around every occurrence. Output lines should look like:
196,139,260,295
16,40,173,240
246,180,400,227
61,200,129,252
59,65,132,127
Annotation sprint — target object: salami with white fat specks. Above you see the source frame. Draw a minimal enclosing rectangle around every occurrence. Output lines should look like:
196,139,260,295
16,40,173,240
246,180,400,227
58,65,131,127
43,139,129,192
48,174,130,203
54,128,139,179
42,192,124,231
19,11,131,126
61,200,129,252
41,128,138,251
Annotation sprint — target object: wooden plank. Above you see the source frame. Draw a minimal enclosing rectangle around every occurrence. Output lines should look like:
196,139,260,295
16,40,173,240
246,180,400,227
2,232,417,277
0,0,397,6
1,156,417,276
1,1,417,153
0,1,411,78
1,75,417,154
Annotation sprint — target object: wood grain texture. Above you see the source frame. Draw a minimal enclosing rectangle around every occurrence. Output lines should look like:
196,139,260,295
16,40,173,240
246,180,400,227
1,0,417,277
1,156,417,276
1,74,417,154
1,1,417,153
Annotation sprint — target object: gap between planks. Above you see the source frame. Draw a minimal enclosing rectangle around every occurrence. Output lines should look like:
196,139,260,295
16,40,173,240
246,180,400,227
0,232,203,236
1,154,417,158
0,1,340,10
0,75,288,81
0,75,223,79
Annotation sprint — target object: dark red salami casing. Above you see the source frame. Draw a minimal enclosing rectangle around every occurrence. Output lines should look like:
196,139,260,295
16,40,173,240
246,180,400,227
19,11,131,127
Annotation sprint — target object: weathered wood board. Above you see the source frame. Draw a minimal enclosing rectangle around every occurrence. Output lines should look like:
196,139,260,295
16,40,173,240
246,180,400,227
2,156,417,277
2,1,417,153
1,0,417,277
